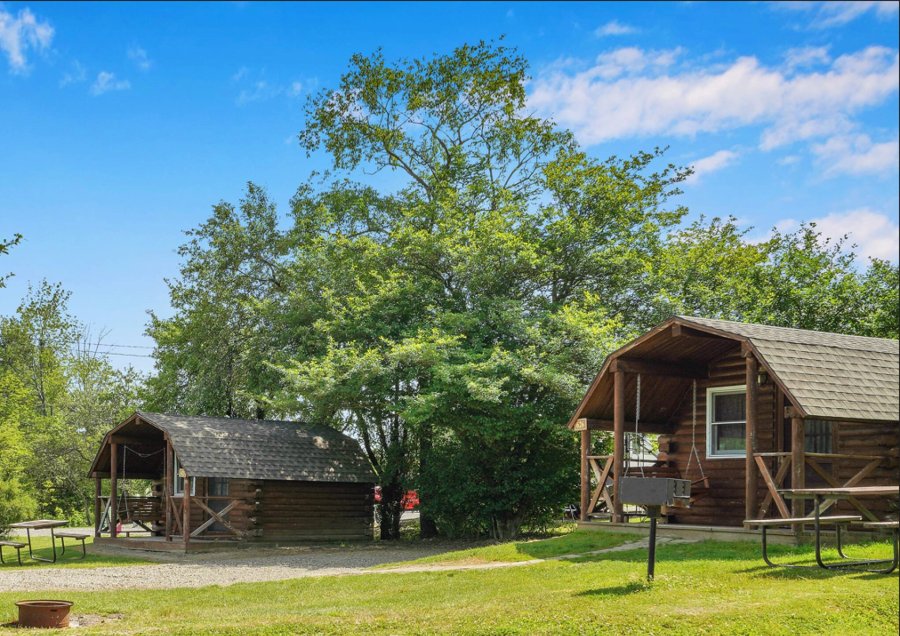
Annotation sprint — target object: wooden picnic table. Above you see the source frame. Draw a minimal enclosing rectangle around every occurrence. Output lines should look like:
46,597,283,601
779,486,899,573
8,519,69,563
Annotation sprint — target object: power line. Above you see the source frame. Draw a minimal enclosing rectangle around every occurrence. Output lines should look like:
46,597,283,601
78,342,155,350
77,350,155,359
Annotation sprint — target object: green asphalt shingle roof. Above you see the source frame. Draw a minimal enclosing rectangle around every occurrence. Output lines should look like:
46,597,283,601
138,412,376,483
678,316,899,422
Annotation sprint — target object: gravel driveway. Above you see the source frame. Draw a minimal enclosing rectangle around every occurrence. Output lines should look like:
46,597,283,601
1,542,475,592
1,537,684,592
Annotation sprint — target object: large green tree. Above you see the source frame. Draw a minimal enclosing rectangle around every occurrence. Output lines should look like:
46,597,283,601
281,41,688,539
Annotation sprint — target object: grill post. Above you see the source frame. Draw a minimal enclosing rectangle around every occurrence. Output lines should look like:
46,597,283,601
647,505,660,580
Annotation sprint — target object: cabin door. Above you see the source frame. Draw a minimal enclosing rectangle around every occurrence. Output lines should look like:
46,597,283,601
208,478,230,533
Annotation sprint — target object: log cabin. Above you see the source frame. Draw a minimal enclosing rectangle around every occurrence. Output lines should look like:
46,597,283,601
88,412,376,551
570,316,899,528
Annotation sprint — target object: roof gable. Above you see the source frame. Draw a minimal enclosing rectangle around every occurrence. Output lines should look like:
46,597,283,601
134,412,376,483
678,317,899,422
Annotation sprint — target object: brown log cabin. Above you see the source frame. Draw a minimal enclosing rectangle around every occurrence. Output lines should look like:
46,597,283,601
569,316,899,528
88,412,376,551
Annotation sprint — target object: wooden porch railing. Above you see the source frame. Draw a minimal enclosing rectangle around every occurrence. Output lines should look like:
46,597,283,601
166,495,248,540
586,455,614,515
753,452,886,522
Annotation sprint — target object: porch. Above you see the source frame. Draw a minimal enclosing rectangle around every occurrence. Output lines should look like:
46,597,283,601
573,317,897,529
90,417,253,548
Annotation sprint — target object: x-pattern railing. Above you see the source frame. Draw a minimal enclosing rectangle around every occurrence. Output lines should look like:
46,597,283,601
754,452,885,522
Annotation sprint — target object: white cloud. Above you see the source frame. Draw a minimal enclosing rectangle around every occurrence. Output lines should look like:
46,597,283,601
764,209,899,261
594,20,638,37
784,45,830,71
528,45,899,153
233,68,309,105
591,47,682,79
237,80,281,105
128,45,152,71
777,1,899,29
813,209,899,260
59,59,86,87
90,71,130,96
685,150,740,183
777,154,801,166
812,134,900,177
0,6,53,74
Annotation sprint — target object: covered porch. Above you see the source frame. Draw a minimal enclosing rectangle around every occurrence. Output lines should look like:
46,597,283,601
571,317,897,528
89,413,252,550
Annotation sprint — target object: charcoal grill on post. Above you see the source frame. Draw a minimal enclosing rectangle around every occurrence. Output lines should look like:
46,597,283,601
619,477,691,580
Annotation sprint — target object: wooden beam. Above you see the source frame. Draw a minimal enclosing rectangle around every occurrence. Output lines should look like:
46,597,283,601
745,355,759,521
791,416,805,520
756,455,792,519
109,434,161,446
575,417,672,433
754,455,790,519
183,472,191,548
610,358,707,379
612,369,625,523
110,442,118,539
164,439,173,542
589,456,614,514
580,429,590,521
671,323,723,340
93,476,102,538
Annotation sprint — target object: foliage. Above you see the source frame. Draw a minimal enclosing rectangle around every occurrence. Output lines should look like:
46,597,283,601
647,216,900,338
143,41,898,542
0,233,22,290
144,184,289,418
0,281,142,525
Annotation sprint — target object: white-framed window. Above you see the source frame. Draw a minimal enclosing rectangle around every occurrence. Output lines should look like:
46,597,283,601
172,454,196,496
706,385,746,458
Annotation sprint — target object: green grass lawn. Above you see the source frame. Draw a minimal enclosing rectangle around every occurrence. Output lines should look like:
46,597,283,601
0,535,150,569
1,531,896,635
377,528,640,567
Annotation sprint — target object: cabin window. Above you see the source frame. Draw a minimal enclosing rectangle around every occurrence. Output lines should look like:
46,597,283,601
804,420,833,454
706,385,746,458
172,454,196,496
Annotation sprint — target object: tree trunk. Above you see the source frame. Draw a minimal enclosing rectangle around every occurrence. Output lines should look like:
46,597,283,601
379,475,405,540
418,421,438,538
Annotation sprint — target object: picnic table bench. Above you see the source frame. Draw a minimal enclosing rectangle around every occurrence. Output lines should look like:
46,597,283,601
6,519,70,564
54,531,89,559
746,486,899,573
0,540,27,565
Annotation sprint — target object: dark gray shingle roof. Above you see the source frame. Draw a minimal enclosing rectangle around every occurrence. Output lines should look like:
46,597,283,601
138,412,376,483
679,316,899,422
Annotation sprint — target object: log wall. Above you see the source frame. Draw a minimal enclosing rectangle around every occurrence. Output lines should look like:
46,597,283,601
663,347,777,526
229,479,375,541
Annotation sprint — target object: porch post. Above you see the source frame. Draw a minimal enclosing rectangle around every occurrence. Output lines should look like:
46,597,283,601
580,428,591,521
93,475,102,538
183,471,191,548
164,438,173,542
612,368,625,523
791,415,805,518
109,442,118,539
745,355,759,520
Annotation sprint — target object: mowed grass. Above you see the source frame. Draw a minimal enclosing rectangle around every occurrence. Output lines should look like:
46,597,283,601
0,532,897,635
377,528,640,567
0,535,150,569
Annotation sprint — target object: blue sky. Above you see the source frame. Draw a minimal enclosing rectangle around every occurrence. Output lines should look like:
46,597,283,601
1,1,898,372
